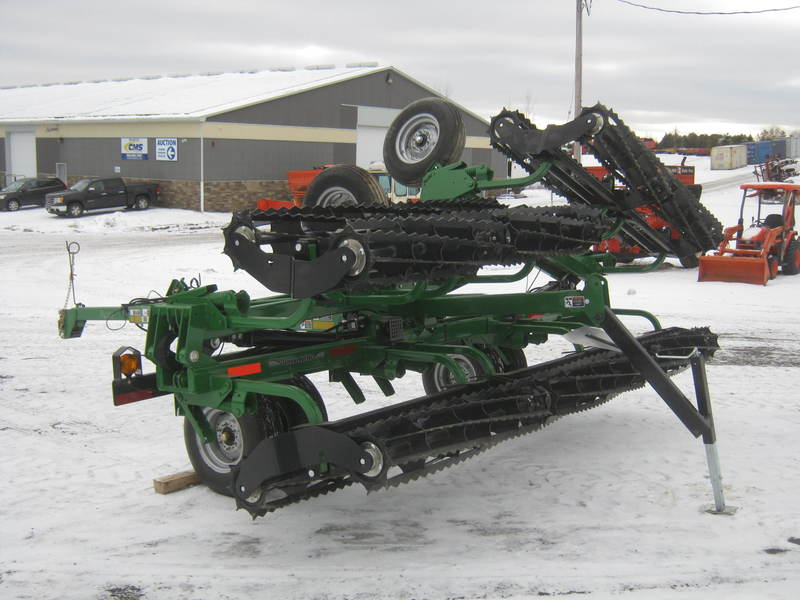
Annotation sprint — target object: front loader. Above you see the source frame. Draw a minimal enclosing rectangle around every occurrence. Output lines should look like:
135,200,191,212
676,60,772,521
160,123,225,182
58,98,727,518
698,183,800,285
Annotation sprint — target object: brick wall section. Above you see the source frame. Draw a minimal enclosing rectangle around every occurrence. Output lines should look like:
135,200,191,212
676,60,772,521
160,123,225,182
60,175,291,213
203,180,291,212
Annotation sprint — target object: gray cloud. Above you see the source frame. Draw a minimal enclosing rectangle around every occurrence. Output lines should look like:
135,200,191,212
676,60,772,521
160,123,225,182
2,0,798,138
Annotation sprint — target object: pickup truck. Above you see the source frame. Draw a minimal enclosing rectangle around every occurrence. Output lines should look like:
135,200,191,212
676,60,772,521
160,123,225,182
1,177,67,211
45,177,161,217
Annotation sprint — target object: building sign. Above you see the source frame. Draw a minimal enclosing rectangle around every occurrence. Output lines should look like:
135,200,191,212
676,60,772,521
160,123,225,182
156,137,178,162
121,137,148,160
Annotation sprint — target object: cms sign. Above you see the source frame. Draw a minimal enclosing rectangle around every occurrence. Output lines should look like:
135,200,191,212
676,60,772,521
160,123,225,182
121,137,148,160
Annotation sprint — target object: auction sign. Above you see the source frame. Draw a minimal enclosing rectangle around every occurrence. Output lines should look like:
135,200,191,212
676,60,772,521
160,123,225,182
121,137,148,160
155,138,178,162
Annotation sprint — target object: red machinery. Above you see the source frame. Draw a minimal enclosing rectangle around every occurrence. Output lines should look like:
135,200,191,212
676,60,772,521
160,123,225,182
587,164,703,266
698,183,800,285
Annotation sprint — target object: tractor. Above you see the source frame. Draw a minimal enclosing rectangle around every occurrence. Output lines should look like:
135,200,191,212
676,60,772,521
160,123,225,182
698,182,800,285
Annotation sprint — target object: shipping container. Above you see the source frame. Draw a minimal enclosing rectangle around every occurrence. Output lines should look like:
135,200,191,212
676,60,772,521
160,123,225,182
710,144,748,170
788,136,800,159
771,138,787,160
746,139,790,164
746,140,773,165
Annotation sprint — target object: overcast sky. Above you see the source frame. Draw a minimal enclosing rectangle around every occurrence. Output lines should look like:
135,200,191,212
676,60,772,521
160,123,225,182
3,0,798,139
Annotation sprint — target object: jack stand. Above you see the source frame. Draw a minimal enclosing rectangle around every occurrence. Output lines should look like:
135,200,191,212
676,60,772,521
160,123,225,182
600,309,736,515
690,353,738,516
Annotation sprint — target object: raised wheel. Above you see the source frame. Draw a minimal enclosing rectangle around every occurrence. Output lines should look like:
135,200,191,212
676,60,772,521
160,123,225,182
134,195,150,210
782,239,800,275
67,202,84,218
422,353,485,395
303,165,389,209
383,97,466,187
184,376,327,496
6,198,20,211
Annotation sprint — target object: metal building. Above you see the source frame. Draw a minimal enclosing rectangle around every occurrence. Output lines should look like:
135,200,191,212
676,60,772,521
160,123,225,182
0,65,508,211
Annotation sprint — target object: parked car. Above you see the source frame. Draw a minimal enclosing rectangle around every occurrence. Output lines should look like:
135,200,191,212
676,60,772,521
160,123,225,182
0,177,67,211
46,177,161,217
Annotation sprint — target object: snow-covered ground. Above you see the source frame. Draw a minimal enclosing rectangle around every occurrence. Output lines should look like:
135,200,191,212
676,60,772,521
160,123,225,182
1,158,799,600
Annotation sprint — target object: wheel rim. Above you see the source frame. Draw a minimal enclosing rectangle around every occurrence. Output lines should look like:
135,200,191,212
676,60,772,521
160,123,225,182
197,408,245,474
69,205,81,217
338,238,367,276
431,355,478,391
137,198,148,209
8,200,19,211
317,186,359,207
394,113,440,164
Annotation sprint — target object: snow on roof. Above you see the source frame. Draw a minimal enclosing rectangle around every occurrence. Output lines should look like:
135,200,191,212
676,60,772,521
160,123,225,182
0,65,385,124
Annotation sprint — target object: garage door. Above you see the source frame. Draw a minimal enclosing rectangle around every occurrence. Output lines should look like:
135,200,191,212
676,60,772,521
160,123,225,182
7,130,37,178
356,106,400,168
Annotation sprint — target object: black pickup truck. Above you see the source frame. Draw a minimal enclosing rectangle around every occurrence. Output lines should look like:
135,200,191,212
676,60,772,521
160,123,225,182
45,177,161,217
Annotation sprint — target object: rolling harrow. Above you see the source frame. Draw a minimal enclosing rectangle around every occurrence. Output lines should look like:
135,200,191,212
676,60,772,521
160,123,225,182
58,98,729,517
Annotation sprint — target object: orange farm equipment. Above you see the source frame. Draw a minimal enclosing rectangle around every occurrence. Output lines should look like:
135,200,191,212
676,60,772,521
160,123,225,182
586,164,707,266
698,183,800,285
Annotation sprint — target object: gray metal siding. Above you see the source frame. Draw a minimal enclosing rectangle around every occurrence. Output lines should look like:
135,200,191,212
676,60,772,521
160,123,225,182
209,69,434,127
37,138,59,176
35,137,202,180
31,135,505,183
203,139,353,180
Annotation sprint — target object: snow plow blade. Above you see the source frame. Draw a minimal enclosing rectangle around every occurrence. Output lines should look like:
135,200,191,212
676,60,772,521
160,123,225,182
698,255,770,285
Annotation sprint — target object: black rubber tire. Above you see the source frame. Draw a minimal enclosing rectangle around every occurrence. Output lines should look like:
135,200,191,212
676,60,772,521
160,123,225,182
493,347,527,372
6,198,20,211
782,239,800,275
768,256,778,280
134,195,150,210
67,202,83,218
383,97,466,187
184,375,327,496
303,165,389,208
422,352,485,395
678,253,700,269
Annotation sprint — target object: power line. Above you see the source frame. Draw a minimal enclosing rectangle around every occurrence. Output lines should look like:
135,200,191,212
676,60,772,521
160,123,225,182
615,0,800,15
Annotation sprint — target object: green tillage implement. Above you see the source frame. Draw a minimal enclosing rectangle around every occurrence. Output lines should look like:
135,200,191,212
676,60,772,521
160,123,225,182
57,97,730,517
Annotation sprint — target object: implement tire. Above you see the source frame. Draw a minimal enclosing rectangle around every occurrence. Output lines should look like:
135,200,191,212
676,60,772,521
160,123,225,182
303,165,389,208
422,353,485,395
383,97,465,187
184,376,327,496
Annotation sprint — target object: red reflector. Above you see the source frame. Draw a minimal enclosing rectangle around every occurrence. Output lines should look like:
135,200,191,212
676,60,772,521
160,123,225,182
527,313,544,319
114,389,155,406
329,344,356,358
227,362,262,377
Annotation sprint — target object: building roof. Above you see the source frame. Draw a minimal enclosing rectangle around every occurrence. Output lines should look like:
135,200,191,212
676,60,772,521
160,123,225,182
0,65,388,124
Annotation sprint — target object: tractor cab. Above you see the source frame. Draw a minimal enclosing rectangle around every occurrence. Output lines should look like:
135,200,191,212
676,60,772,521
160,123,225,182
698,182,800,285
367,162,420,203
734,183,796,249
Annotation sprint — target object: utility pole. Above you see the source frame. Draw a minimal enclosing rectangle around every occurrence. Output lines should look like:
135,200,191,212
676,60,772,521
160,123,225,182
573,0,589,162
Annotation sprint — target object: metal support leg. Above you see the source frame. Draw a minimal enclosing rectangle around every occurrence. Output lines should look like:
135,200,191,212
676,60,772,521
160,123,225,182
689,353,738,515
